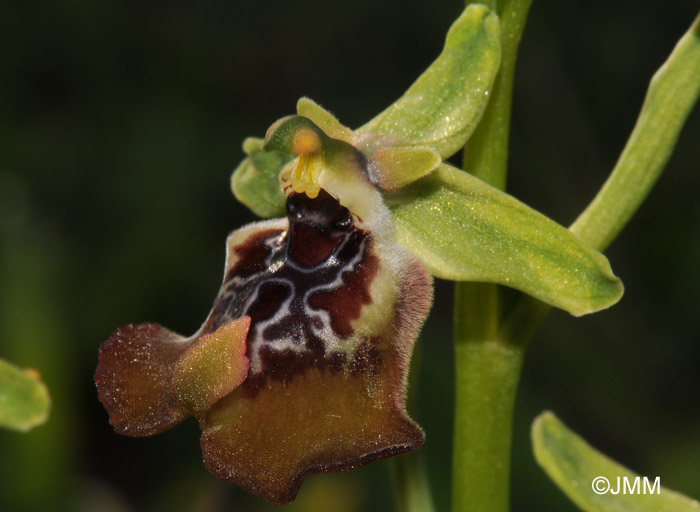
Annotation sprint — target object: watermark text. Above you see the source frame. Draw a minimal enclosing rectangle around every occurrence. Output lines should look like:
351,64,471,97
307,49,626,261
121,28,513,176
591,476,660,495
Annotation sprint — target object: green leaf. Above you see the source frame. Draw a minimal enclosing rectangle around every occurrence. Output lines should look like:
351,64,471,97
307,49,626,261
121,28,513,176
358,4,501,159
387,164,623,316
231,137,293,218
571,11,700,251
0,358,50,432
532,411,700,512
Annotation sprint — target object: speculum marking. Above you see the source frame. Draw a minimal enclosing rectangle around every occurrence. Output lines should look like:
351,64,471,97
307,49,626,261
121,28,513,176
207,190,380,390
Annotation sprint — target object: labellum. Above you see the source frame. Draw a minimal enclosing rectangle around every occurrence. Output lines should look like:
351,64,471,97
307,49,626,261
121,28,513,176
95,115,433,504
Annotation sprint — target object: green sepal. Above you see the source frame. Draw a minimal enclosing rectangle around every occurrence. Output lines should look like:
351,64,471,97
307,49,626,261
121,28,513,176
387,164,623,316
0,358,50,432
231,137,293,218
532,411,700,511
358,4,501,159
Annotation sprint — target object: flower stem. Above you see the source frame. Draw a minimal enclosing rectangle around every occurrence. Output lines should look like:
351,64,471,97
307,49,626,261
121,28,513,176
463,0,532,190
452,2,532,512
452,283,528,512
392,340,435,512
390,452,435,512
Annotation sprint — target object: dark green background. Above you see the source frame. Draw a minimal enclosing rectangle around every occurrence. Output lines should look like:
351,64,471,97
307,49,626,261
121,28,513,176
1,1,699,511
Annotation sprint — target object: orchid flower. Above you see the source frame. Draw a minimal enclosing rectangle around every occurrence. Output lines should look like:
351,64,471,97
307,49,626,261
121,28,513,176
95,5,622,505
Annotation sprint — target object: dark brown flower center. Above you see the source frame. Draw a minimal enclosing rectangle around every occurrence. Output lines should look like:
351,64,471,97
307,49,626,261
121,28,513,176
204,190,379,395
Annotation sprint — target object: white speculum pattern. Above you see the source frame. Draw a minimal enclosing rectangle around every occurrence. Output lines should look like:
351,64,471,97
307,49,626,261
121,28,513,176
212,223,371,375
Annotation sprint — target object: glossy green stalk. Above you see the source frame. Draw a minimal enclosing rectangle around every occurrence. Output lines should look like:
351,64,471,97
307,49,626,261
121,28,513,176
464,0,532,189
453,283,526,512
452,2,532,511
0,233,75,512
391,342,435,512
390,452,435,512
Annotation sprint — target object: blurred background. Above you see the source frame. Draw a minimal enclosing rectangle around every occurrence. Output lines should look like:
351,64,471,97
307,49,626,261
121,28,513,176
1,1,699,510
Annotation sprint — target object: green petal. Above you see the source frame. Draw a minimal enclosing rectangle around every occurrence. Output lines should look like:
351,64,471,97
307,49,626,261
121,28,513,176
387,164,623,316
358,4,501,159
372,146,441,191
0,358,50,432
296,97,354,142
231,137,293,218
532,411,700,512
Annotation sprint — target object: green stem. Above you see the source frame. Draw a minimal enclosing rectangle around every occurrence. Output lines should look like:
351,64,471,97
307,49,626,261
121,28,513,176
452,2,532,512
390,452,435,512
0,233,74,512
464,0,532,189
472,0,503,18
453,283,527,512
392,340,435,512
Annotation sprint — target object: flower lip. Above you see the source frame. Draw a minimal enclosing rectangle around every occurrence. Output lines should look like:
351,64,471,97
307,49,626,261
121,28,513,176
198,185,431,503
97,121,434,505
